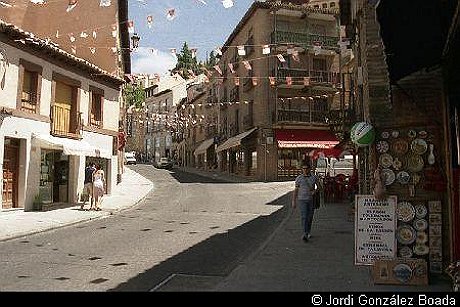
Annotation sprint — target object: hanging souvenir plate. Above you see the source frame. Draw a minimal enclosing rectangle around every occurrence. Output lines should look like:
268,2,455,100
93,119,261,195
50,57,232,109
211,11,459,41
381,168,395,186
413,218,428,231
408,130,417,138
393,157,403,170
418,131,428,138
413,244,429,256
376,140,389,153
391,139,409,155
415,231,428,244
391,130,399,138
411,138,428,155
396,171,411,185
379,153,394,168
397,224,416,245
393,263,413,283
399,246,413,258
397,202,416,222
381,131,390,139
414,204,427,218
406,154,424,172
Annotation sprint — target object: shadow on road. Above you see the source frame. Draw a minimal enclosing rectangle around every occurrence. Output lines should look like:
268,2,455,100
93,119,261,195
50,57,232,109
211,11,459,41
168,169,236,184
109,192,292,292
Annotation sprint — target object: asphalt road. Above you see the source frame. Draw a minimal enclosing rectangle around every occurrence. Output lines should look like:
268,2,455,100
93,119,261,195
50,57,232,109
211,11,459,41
0,165,292,291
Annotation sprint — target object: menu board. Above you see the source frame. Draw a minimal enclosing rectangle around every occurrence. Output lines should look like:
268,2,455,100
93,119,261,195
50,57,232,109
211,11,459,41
355,195,397,265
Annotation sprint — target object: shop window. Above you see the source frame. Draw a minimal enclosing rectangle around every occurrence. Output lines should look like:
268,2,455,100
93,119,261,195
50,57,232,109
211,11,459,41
18,59,42,114
89,87,104,128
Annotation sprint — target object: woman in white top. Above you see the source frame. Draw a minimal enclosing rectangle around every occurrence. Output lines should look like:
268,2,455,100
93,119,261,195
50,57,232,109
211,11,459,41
92,165,105,211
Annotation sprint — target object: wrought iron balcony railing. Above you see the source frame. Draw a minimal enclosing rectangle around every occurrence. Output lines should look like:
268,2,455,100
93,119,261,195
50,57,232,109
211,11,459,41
271,31,339,50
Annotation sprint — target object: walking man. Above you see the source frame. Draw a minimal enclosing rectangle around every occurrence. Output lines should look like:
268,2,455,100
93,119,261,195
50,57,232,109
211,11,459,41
292,162,318,242
81,162,96,210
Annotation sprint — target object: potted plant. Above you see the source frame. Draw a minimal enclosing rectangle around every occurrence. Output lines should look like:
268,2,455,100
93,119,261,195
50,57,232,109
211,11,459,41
33,193,43,211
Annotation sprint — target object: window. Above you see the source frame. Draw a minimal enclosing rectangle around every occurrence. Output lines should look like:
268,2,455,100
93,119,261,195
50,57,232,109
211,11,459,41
322,3,328,8
89,87,103,128
18,60,42,113
52,73,81,137
330,2,336,7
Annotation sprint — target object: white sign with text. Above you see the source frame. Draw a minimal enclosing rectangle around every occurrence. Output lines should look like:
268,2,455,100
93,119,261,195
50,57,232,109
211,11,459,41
355,195,397,265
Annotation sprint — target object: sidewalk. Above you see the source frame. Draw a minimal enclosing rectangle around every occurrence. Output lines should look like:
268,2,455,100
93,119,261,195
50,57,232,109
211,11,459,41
0,166,154,242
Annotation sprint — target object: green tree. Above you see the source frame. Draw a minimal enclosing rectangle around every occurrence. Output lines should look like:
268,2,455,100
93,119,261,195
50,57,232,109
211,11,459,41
204,50,218,69
123,83,145,109
171,42,200,79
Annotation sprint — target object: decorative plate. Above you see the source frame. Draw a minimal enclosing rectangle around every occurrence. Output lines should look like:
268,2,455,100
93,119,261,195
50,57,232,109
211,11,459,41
408,130,417,138
392,139,409,155
397,224,417,245
406,154,424,172
414,204,427,218
415,231,428,244
414,262,427,277
391,130,400,138
418,131,428,138
396,171,410,185
399,246,413,258
393,157,403,171
411,138,428,155
413,244,429,256
397,202,416,222
393,263,413,283
381,168,396,186
381,131,390,139
376,140,389,153
379,153,394,168
413,218,428,231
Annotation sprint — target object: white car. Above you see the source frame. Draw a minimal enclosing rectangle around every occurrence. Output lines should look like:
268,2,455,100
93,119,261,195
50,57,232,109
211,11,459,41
124,152,137,165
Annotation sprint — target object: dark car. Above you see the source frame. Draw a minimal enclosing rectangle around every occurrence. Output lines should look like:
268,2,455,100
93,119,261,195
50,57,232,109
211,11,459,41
156,157,173,169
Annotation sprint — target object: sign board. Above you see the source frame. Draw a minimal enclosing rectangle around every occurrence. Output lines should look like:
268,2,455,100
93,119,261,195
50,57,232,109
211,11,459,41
355,195,397,265
372,258,428,285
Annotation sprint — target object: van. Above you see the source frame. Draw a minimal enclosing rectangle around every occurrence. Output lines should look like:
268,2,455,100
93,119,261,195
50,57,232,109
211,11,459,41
124,152,137,165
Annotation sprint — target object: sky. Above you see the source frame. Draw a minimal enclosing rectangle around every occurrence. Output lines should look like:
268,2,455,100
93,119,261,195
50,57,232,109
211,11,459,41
129,0,255,76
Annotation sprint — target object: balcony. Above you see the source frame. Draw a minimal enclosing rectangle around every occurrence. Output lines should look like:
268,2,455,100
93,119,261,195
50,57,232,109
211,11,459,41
21,91,38,113
51,104,81,138
271,31,339,50
276,68,339,86
276,98,329,125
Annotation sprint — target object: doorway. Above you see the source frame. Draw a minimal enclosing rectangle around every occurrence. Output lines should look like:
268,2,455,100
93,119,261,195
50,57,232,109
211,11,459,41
2,138,20,209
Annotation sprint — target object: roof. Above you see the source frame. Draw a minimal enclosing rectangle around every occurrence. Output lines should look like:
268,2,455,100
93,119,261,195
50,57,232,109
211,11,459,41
153,88,173,97
0,19,124,86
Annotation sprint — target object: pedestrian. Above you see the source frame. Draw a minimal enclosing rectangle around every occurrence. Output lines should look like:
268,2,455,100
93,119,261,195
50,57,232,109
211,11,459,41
292,162,318,242
81,162,96,210
92,165,105,211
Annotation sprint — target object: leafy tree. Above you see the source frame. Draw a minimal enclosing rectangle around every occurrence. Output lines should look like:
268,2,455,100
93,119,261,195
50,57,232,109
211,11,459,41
171,42,200,79
123,83,145,109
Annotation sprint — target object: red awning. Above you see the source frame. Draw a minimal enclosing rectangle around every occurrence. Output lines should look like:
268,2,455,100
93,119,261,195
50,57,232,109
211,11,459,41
275,129,339,149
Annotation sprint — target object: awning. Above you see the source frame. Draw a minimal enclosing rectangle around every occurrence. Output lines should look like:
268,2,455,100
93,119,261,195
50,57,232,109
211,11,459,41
275,129,339,149
216,127,258,152
32,134,112,159
194,138,215,156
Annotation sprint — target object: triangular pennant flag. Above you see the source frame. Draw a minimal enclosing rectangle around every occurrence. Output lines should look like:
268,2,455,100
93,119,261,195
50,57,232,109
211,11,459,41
147,15,153,28
55,30,59,38
262,45,270,55
150,48,158,56
242,60,252,70
195,0,207,5
237,46,246,56
128,20,135,34
170,48,176,56
222,0,233,9
213,65,222,75
269,76,276,86
228,63,235,74
166,8,176,21
252,77,258,86
303,77,310,86
92,31,97,39
66,0,77,12
69,33,76,43
111,25,117,38
30,0,46,4
286,76,292,86
276,54,286,63
191,48,197,58
234,77,240,86
215,47,222,56
80,32,88,38
89,47,96,54
99,0,111,7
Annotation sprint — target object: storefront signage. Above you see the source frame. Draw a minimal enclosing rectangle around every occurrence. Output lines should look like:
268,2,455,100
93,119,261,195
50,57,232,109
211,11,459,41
355,195,397,265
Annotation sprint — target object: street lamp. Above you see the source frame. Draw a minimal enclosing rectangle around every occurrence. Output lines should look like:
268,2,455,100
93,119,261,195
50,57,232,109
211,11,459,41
131,33,140,50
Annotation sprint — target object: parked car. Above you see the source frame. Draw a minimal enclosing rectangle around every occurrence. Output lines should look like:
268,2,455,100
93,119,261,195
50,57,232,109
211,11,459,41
156,157,173,169
124,152,137,165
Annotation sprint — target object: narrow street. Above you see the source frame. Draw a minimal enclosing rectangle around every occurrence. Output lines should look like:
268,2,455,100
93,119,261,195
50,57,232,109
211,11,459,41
0,165,292,291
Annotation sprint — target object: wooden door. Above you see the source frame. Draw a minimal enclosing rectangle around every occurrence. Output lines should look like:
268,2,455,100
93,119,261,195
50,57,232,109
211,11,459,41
2,142,19,209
